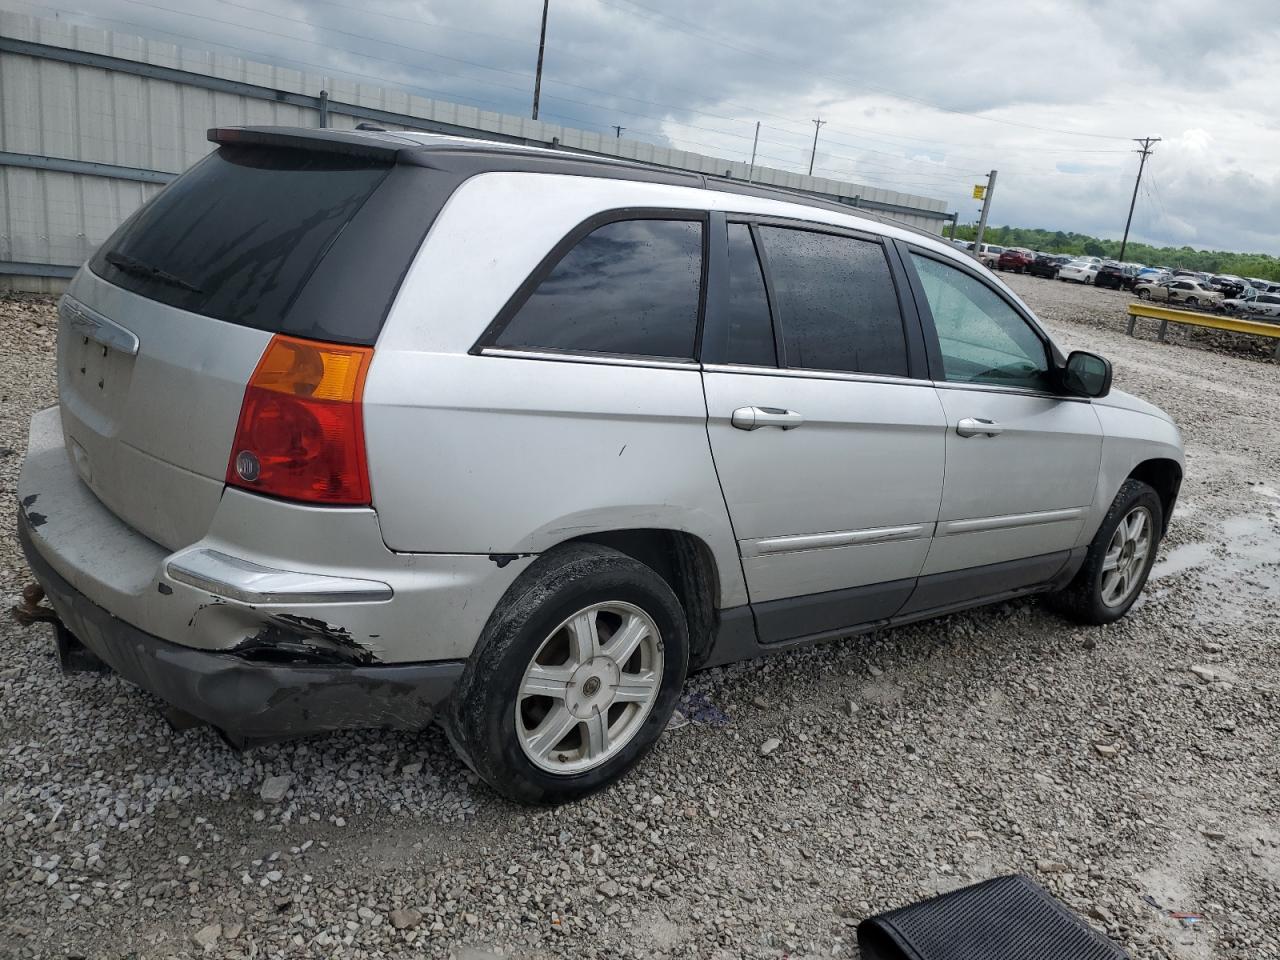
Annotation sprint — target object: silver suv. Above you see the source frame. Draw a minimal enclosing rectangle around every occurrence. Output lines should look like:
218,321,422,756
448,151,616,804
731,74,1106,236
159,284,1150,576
18,127,1183,802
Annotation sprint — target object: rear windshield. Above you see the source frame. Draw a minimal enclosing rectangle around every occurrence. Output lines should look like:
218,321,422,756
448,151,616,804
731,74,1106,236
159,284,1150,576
91,145,390,334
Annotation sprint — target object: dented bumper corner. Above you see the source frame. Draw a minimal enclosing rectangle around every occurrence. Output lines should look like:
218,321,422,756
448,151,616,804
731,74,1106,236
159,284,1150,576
20,516,463,740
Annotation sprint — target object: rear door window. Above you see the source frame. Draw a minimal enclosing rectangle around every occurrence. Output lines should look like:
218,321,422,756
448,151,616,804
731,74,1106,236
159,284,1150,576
494,218,703,359
755,226,909,377
723,223,777,366
91,145,391,336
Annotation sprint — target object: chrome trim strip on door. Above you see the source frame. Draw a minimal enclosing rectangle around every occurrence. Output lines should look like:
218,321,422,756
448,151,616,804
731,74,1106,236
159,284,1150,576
59,296,140,356
932,380,1092,403
702,362,932,388
744,523,931,557
938,507,1084,537
479,347,698,371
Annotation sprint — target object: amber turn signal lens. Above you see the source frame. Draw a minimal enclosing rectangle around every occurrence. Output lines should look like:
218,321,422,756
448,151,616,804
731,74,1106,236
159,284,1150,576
248,336,368,402
225,335,373,506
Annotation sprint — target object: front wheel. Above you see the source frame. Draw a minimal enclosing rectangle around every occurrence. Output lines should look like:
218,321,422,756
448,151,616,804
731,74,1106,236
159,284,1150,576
1185,297,1199,307
1046,479,1163,625
445,544,689,804
1137,289,1150,299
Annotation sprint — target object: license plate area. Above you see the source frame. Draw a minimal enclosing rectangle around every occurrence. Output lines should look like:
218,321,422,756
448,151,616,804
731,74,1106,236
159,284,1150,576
58,306,138,438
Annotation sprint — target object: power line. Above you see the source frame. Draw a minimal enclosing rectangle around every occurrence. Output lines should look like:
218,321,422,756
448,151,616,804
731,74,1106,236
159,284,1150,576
1146,157,1171,223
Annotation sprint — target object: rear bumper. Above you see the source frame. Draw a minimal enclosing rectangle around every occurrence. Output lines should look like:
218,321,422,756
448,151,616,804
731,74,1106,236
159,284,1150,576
17,405,534,663
20,513,463,740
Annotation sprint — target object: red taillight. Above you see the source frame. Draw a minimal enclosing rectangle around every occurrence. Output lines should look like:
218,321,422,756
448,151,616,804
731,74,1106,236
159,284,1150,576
226,335,373,505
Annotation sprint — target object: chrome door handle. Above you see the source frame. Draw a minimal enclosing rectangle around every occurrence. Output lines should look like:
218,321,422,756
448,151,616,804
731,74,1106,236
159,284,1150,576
956,417,1003,438
731,406,805,431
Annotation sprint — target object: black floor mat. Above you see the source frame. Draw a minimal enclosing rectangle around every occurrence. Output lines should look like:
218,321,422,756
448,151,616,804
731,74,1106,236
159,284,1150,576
858,874,1129,960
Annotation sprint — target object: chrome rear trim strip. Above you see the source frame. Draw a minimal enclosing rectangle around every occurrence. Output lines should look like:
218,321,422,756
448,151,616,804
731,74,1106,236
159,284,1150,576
166,549,393,604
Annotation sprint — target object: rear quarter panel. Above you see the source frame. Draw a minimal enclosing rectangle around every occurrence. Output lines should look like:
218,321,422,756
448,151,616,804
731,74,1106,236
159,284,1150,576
362,350,746,606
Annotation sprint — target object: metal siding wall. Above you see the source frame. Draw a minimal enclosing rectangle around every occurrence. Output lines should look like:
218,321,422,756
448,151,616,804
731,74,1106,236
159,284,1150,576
0,10,950,289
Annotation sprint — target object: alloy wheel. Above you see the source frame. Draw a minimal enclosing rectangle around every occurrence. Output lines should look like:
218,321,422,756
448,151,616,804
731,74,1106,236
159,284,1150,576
1100,506,1153,608
516,601,664,774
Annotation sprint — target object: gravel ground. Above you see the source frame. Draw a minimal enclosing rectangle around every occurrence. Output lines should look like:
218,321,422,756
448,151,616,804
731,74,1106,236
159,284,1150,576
2,277,1278,960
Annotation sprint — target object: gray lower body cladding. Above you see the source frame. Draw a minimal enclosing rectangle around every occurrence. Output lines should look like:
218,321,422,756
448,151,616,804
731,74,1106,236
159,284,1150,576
19,515,463,741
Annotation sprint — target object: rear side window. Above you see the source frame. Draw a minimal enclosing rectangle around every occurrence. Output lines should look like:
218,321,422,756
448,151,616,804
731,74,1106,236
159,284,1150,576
723,223,776,366
91,145,390,336
756,226,908,377
494,218,703,359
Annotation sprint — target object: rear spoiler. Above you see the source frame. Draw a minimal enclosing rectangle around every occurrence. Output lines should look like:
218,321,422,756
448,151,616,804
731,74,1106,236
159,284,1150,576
207,126,419,161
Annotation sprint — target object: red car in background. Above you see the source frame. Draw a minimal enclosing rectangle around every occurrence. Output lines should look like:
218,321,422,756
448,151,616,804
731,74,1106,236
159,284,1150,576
996,249,1035,273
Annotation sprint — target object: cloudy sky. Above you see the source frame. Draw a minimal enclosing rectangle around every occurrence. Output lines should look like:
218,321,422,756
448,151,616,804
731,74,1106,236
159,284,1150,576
11,0,1280,253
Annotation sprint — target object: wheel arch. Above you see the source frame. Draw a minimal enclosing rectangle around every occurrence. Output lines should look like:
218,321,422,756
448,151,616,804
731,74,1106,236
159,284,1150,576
565,528,721,669
1127,457,1182,534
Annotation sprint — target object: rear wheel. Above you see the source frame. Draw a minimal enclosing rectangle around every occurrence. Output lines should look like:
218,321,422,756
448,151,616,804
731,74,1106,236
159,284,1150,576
1137,288,1150,299
1047,479,1162,625
445,544,688,803
1186,297,1199,307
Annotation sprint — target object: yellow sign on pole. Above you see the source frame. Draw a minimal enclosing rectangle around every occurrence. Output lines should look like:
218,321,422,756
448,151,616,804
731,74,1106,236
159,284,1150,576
972,184,986,200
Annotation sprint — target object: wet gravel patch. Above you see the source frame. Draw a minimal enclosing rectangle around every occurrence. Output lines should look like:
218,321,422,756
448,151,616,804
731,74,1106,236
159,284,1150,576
2,285,1278,959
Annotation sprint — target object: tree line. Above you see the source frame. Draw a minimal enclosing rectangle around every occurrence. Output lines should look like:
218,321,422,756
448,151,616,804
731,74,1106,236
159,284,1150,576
950,224,1280,281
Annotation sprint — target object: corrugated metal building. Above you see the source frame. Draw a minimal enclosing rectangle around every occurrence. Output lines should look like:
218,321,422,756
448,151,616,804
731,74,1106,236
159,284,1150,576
0,11,953,291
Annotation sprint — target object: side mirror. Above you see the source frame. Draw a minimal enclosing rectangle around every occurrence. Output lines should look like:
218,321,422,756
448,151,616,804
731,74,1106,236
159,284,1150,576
1059,350,1112,398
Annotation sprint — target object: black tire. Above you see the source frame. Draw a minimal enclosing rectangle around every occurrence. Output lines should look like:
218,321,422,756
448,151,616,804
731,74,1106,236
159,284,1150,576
1185,297,1198,307
1137,288,1150,299
1046,479,1163,625
444,544,689,804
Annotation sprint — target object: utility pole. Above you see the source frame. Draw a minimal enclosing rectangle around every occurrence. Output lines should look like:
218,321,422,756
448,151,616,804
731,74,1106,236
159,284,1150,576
747,121,760,182
531,0,549,120
612,125,625,139
973,169,998,253
1119,137,1160,262
807,117,826,176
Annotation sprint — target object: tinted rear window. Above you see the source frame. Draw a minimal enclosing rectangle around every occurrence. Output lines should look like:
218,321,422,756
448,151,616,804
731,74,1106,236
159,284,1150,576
91,145,390,335
494,218,703,359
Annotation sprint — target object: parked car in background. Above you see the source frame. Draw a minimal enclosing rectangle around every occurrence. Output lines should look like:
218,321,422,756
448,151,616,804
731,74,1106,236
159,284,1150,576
996,249,1035,273
1209,275,1248,298
1094,264,1141,290
1058,260,1100,284
973,243,1005,267
1028,253,1069,279
15,125,1185,802
1222,292,1280,319
1134,279,1223,308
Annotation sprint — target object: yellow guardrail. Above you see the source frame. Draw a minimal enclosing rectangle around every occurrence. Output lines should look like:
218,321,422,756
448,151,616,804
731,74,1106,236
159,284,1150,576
1126,302,1280,359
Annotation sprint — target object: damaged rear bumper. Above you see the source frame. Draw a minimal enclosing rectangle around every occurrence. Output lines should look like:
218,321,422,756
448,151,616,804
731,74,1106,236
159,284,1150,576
20,515,463,740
